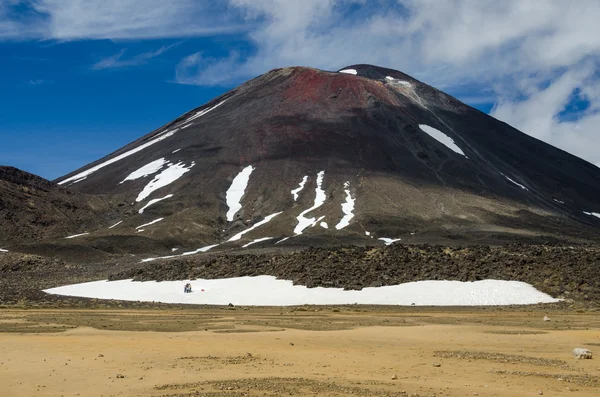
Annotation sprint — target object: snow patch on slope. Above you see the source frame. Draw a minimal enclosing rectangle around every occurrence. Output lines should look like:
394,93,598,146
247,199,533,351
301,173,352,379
65,232,89,239
136,162,194,202
120,158,168,184
583,211,600,219
335,181,355,230
501,173,529,191
228,212,283,242
291,176,308,201
0,248,8,253
108,220,123,229
379,238,401,245
295,171,327,235
58,99,227,186
242,237,274,248
418,124,466,157
554,199,565,204
320,222,328,229
139,194,174,214
226,165,255,222
141,244,219,263
385,76,411,87
184,99,228,123
136,218,163,230
69,176,87,185
339,69,357,75
44,277,559,306
59,132,178,185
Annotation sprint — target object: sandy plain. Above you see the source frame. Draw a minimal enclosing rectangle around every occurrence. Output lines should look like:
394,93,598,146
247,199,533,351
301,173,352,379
1,307,599,397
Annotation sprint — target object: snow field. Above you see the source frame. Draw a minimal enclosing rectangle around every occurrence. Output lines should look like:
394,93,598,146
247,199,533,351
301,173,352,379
295,171,326,234
120,158,168,183
335,181,355,230
226,165,255,222
291,176,308,201
418,124,466,157
136,162,194,202
43,276,560,306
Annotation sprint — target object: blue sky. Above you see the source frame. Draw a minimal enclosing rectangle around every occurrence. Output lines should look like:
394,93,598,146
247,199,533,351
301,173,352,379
1,0,599,180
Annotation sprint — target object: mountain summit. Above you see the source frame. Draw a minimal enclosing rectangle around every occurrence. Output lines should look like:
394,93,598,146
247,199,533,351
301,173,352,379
49,64,600,254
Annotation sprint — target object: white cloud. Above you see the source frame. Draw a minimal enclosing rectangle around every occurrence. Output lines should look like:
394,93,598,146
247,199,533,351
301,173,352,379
2,0,245,40
91,43,180,70
491,65,600,166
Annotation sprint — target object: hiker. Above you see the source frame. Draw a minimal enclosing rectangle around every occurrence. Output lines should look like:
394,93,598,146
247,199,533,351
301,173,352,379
183,283,192,293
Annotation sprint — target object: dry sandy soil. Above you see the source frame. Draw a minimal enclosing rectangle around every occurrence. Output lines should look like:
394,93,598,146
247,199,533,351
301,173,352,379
1,307,599,397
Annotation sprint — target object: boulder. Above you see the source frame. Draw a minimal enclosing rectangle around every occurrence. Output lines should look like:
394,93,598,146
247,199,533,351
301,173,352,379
572,348,592,359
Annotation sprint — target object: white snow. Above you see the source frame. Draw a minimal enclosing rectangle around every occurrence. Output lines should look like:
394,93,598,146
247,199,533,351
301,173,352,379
365,231,371,236
135,218,163,230
181,123,193,129
385,76,411,87
65,233,89,239
295,171,327,234
501,173,529,191
138,194,173,214
136,161,194,202
44,276,560,306
291,176,308,201
120,158,168,184
242,237,274,248
108,220,123,229
171,248,179,252
276,237,291,244
0,248,8,253
59,131,178,185
69,176,87,185
583,211,600,219
335,181,355,230
339,69,357,75
57,99,226,186
418,124,466,157
553,199,565,204
228,212,283,242
184,99,228,123
226,165,255,222
320,222,328,229
172,149,181,154
141,244,219,263
379,238,401,245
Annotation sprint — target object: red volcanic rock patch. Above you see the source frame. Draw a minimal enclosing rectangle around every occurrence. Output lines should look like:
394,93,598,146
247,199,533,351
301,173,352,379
283,68,401,109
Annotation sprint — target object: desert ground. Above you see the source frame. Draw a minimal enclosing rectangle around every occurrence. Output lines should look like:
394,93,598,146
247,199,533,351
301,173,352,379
1,306,599,397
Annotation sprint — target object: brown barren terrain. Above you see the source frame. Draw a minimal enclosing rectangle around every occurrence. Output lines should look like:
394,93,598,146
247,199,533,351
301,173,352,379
1,307,599,397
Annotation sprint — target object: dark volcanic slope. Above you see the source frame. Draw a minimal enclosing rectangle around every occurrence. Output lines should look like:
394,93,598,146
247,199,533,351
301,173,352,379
0,166,112,245
52,65,600,252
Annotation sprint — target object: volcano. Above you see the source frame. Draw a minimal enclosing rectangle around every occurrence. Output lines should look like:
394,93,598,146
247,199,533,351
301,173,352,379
15,64,599,256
